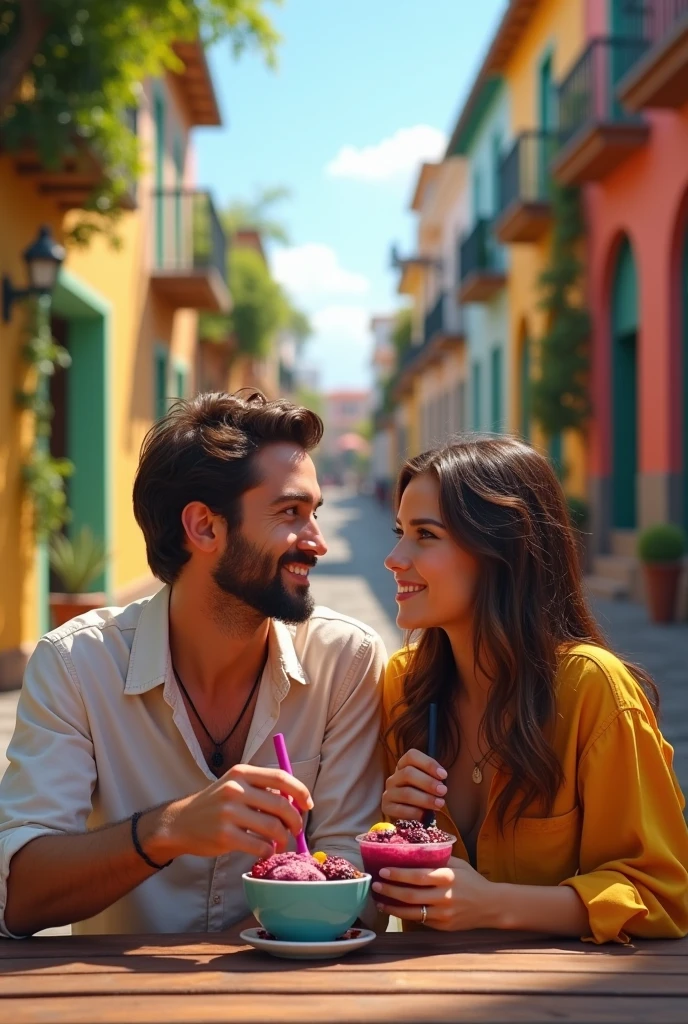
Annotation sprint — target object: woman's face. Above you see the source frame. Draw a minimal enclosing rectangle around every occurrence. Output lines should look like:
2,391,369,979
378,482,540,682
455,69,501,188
384,472,480,633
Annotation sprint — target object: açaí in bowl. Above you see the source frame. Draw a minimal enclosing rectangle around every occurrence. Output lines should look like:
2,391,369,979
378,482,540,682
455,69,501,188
242,851,371,942
356,820,455,907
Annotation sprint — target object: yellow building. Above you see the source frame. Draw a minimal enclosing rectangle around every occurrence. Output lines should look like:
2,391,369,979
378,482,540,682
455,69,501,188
492,0,587,497
0,41,229,688
393,159,468,467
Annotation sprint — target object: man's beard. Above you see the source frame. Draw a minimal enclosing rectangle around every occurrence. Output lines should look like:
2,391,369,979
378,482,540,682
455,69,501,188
212,529,316,624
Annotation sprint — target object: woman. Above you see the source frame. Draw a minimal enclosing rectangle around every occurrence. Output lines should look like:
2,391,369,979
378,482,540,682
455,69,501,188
376,437,688,943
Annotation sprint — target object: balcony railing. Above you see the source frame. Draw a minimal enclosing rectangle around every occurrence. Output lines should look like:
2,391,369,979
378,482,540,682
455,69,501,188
629,0,688,44
423,291,463,342
616,0,688,110
458,219,505,286
153,189,227,283
557,37,647,147
499,131,557,213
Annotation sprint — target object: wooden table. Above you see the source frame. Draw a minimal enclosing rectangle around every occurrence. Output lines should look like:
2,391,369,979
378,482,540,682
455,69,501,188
1,930,687,1023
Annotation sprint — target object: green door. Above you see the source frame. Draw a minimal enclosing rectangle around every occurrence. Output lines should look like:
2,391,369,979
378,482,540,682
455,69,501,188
520,337,531,440
611,239,638,529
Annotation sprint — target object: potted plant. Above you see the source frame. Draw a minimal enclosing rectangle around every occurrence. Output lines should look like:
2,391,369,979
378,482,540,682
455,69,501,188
637,524,686,624
49,527,109,628
567,495,590,574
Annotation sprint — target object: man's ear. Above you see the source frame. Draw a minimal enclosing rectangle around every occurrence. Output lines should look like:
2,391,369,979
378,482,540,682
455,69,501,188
181,502,225,555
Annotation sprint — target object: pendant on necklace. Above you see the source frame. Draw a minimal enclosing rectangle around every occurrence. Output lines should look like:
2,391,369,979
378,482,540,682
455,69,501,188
472,764,483,785
210,750,224,771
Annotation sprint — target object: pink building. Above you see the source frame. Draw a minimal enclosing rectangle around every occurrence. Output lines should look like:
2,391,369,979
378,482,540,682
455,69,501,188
553,1,688,576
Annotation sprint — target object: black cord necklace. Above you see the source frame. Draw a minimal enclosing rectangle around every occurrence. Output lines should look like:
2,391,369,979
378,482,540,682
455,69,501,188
172,661,264,773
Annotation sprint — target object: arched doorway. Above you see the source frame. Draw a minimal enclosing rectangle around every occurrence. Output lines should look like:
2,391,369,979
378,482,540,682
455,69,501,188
611,237,639,530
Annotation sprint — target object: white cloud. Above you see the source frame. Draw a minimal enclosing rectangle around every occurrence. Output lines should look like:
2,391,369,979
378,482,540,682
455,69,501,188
326,125,447,182
272,244,369,303
305,305,372,390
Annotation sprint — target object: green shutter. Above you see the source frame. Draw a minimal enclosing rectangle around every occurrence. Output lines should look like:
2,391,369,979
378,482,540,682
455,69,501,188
154,92,165,267
472,362,482,430
520,338,531,439
549,432,563,479
490,346,502,432
154,347,169,420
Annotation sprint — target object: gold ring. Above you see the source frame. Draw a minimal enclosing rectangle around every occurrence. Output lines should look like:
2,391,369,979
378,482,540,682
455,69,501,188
420,905,427,925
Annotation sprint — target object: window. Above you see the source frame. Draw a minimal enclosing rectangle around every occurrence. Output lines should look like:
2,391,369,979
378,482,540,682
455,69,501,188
472,362,482,431
174,362,188,400
491,346,503,432
154,347,169,420
456,380,466,432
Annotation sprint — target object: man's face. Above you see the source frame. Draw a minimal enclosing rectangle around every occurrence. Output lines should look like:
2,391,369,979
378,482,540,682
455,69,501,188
212,443,327,623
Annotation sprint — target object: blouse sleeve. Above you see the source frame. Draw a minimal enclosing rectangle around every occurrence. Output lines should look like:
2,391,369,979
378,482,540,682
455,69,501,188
560,705,688,943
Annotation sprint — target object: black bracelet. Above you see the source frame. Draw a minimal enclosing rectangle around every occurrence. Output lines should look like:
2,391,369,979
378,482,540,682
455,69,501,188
131,811,173,871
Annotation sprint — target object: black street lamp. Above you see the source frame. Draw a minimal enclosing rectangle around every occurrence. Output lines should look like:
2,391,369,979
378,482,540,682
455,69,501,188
3,226,66,323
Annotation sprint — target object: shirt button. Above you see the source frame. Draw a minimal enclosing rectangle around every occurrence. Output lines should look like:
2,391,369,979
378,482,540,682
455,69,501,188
213,895,221,905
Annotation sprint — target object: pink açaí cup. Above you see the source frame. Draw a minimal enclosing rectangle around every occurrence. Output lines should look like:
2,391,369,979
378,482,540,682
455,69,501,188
355,833,455,907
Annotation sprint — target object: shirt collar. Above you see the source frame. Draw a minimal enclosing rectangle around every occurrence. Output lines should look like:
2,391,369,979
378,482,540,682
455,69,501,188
124,584,309,695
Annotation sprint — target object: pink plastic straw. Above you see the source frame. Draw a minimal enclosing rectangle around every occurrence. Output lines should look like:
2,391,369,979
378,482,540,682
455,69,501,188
273,733,309,854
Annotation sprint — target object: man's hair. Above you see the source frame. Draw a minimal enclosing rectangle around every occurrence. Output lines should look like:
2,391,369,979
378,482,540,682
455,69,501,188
133,390,323,584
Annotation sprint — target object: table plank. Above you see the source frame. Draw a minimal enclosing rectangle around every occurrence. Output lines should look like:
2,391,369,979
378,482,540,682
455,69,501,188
2,931,686,959
1,967,688,997
2,951,687,976
1,993,688,1024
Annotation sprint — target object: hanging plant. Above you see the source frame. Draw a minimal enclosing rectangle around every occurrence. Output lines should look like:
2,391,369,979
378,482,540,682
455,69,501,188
532,184,591,437
16,294,74,539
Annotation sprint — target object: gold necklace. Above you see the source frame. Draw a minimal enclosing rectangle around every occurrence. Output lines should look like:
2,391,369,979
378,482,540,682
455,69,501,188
459,725,492,785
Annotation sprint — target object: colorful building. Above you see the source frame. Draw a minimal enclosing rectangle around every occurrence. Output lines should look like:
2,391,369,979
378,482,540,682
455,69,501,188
549,0,688,598
0,41,229,688
392,157,468,465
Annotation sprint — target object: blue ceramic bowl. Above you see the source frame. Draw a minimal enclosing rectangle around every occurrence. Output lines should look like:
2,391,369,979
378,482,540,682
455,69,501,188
242,872,371,942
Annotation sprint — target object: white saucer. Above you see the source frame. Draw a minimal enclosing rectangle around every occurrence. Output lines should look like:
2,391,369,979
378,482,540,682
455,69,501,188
239,926,376,960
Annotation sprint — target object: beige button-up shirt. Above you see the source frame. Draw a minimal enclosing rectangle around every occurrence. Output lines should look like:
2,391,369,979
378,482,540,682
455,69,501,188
0,586,386,936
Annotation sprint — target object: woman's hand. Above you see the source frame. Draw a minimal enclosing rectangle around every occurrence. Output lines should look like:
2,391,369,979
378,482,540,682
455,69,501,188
381,749,448,821
372,856,498,931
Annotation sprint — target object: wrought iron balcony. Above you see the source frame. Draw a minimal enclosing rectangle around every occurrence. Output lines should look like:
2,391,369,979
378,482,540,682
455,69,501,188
617,0,688,111
424,290,464,344
457,219,506,303
553,37,649,185
150,189,231,312
495,131,557,244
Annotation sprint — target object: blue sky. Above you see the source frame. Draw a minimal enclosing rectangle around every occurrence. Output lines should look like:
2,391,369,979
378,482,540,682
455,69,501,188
196,0,505,391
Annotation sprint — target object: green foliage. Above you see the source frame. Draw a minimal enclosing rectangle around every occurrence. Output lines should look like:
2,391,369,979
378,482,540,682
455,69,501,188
0,0,281,243
567,495,589,531
223,185,291,244
637,524,686,563
17,295,74,539
391,307,412,358
202,245,287,356
532,185,591,437
49,525,108,593
295,386,323,417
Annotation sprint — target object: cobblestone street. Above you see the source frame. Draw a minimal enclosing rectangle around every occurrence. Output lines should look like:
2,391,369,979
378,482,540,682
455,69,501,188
2,486,687,794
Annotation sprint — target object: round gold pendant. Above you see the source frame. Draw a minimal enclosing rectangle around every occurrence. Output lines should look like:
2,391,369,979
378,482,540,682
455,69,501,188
472,765,483,784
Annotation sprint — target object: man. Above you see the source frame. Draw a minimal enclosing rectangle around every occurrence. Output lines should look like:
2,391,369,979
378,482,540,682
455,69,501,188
0,391,386,936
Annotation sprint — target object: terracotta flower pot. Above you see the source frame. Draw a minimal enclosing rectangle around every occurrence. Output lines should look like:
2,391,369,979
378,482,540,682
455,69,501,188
49,593,107,629
641,564,682,624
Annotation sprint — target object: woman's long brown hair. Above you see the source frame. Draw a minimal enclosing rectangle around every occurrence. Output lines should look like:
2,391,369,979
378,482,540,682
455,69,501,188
385,437,659,829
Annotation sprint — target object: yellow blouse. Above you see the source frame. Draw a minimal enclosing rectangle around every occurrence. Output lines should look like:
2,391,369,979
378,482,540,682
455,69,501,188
381,643,688,944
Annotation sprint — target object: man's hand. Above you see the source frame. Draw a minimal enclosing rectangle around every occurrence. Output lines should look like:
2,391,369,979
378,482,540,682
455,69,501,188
146,764,314,862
